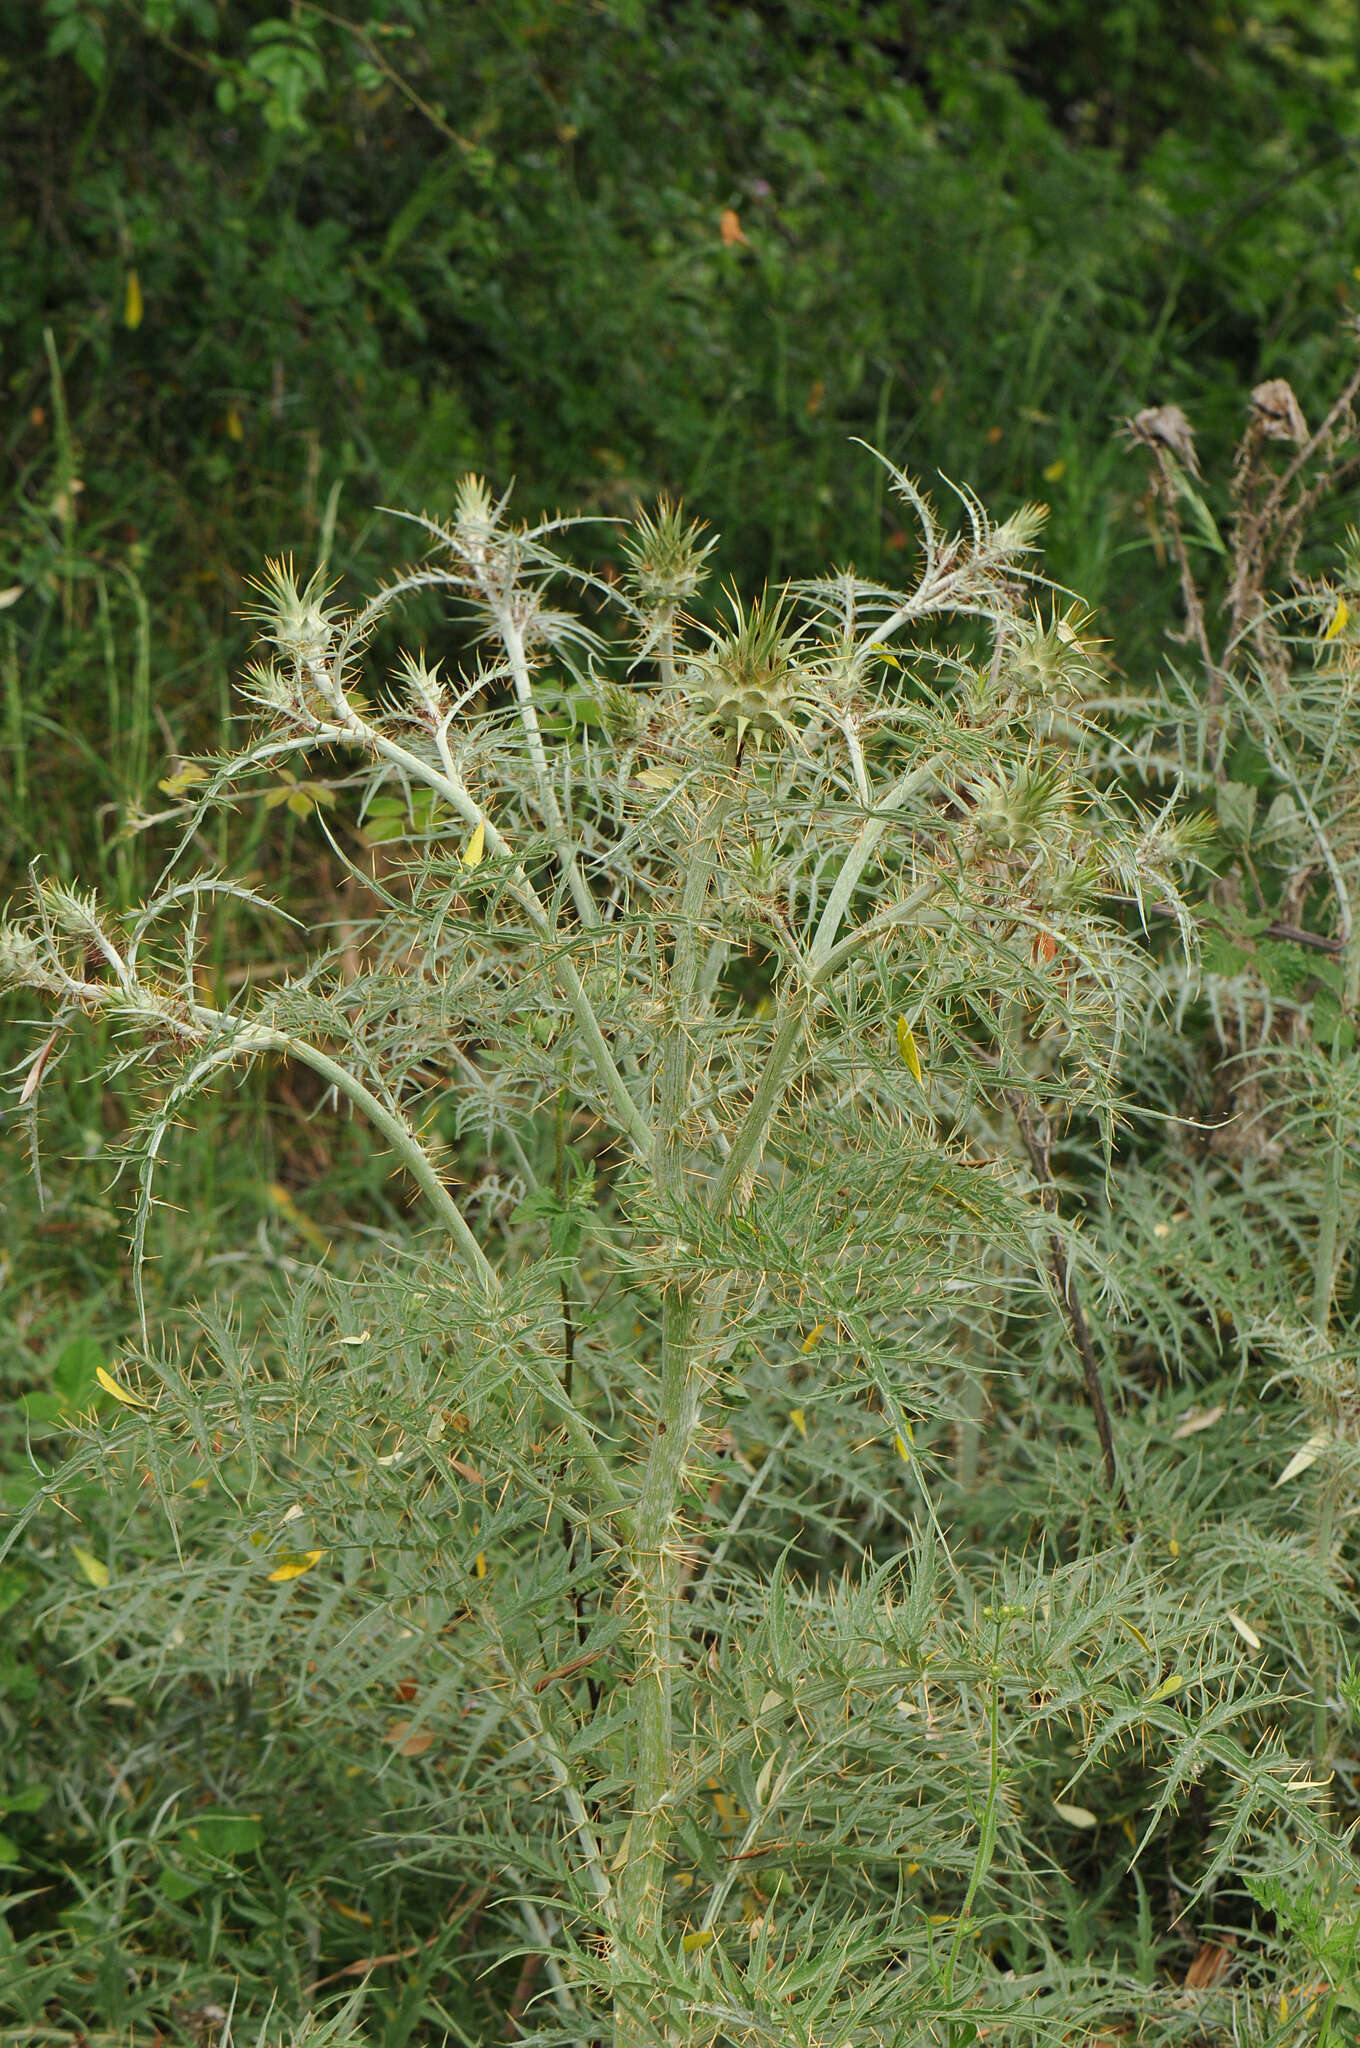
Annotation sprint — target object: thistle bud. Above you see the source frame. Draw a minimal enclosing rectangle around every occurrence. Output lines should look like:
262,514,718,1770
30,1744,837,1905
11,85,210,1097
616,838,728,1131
682,588,811,753
621,496,716,615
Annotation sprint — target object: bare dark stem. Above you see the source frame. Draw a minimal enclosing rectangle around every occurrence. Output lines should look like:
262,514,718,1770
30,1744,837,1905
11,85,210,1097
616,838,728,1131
1106,893,1343,956
505,1950,543,2039
1008,1096,1122,1499
1148,448,1220,707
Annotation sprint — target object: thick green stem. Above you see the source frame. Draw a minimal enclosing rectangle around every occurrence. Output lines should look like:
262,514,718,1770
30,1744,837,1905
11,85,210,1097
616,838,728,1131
808,752,947,972
1309,1109,1348,1775
618,1284,699,1950
225,1023,496,1284
943,1631,1003,2036
496,606,602,933
333,711,652,1158
711,801,946,1218
711,998,808,1212
955,1368,984,1497
616,793,727,1988
234,1023,628,1519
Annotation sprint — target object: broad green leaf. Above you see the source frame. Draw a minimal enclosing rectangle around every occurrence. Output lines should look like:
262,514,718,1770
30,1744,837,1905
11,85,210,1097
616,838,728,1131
189,1811,264,1857
0,1656,39,1701
1214,780,1257,843
0,1783,49,1815
52,1335,105,1407
0,1567,31,1622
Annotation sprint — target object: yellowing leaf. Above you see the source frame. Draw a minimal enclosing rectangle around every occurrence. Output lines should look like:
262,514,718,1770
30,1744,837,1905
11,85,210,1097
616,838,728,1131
800,1321,827,1354
225,403,244,442
609,1820,634,1872
636,765,677,790
1227,1611,1262,1650
1042,458,1067,483
328,1896,373,1926
896,1016,924,1084
1119,1617,1153,1654
1143,1672,1183,1705
266,1549,325,1583
1324,595,1349,640
1053,1800,1098,1828
1171,1402,1224,1440
386,1719,436,1757
1275,1430,1329,1487
266,1182,332,1257
474,1551,488,1579
894,1427,913,1463
789,1408,807,1439
95,1364,152,1410
157,763,209,798
683,1927,716,1952
71,1545,110,1588
123,270,144,331
461,819,486,868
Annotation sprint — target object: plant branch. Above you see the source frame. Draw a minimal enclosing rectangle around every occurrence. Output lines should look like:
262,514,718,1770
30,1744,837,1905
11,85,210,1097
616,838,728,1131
1007,1093,1121,1498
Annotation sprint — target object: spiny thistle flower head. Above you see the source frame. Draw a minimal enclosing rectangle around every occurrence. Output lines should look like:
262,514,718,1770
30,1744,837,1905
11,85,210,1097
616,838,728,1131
241,657,302,719
449,473,515,580
393,649,449,726
1005,604,1103,704
453,472,498,535
0,922,48,993
1336,525,1360,591
244,557,344,666
1133,801,1218,872
966,763,1073,851
683,586,812,750
621,496,716,613
985,501,1049,565
35,879,110,948
592,679,642,747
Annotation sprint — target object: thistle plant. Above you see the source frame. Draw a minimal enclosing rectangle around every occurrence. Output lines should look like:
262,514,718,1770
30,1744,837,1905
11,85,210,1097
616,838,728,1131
1,449,1348,2045
1118,355,1360,1796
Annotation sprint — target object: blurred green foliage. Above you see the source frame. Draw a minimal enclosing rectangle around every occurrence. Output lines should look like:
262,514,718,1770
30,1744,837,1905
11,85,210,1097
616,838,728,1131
6,0,1360,630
